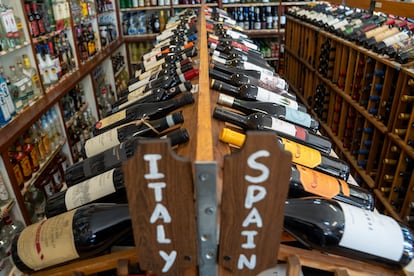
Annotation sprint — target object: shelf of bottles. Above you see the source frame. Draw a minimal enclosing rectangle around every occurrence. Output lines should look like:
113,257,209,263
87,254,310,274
283,3,414,224
112,44,129,96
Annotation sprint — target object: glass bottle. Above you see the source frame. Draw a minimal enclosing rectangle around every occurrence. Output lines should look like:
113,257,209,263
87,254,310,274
0,172,10,206
22,54,42,100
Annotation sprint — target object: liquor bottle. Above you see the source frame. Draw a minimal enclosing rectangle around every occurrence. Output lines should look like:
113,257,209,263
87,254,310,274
9,151,24,188
220,127,350,180
22,54,42,100
12,142,32,182
0,66,16,118
0,172,10,206
65,128,189,186
32,3,46,36
45,167,128,218
211,79,306,112
93,91,194,134
25,3,40,38
9,65,28,111
22,132,40,173
12,203,132,273
217,93,318,131
374,25,414,53
213,107,332,154
84,111,184,158
284,197,414,269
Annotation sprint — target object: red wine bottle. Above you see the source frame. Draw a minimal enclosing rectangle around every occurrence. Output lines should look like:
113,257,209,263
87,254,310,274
217,93,318,131
213,107,332,154
94,92,194,135
12,203,131,273
84,111,184,158
209,67,290,95
211,79,307,112
45,167,127,218
284,197,414,269
210,62,290,95
113,81,193,112
65,128,189,186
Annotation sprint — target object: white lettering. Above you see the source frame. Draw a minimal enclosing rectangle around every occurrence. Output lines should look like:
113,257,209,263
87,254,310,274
148,182,166,202
144,154,165,179
245,150,270,183
244,185,267,208
156,224,171,244
238,254,256,270
242,207,263,228
241,230,258,249
159,250,177,272
150,203,172,224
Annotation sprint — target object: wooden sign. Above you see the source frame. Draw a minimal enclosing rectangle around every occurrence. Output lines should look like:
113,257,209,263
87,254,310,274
122,139,198,275
218,131,292,275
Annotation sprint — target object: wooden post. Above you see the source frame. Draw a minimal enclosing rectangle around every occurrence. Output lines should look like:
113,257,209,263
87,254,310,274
218,131,292,275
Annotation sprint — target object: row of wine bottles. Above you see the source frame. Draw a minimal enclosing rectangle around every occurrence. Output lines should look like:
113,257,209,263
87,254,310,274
206,6,414,272
286,3,414,64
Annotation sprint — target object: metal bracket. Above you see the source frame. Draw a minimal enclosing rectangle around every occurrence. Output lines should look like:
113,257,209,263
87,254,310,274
195,161,218,276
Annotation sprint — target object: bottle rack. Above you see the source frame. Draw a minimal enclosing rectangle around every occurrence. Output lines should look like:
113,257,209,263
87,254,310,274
283,4,414,226
30,4,403,276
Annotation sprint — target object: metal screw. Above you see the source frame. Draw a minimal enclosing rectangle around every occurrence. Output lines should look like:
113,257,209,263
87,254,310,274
184,255,192,261
199,173,209,181
205,207,214,215
224,256,231,261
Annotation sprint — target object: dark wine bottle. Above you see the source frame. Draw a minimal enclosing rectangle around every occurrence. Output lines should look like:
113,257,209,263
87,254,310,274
84,111,184,158
217,93,318,131
211,79,307,112
65,128,189,186
220,127,349,180
114,80,194,112
12,203,131,273
210,48,272,71
284,197,414,269
209,68,290,97
93,91,194,135
213,107,332,154
45,168,127,218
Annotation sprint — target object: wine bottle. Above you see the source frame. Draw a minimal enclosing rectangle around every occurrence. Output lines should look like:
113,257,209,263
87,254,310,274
217,93,318,131
84,112,184,158
374,26,413,53
113,81,193,112
211,79,306,112
45,168,128,218
93,92,194,135
213,107,332,154
210,48,271,71
220,127,349,180
284,197,414,269
12,203,132,273
209,68,289,95
210,61,288,92
65,128,189,186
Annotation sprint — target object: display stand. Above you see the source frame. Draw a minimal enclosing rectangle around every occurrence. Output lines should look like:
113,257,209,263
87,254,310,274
30,4,404,276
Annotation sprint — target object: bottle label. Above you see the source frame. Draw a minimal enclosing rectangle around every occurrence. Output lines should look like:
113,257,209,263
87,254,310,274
281,138,321,168
256,87,299,110
21,156,32,177
84,129,120,157
270,117,296,137
285,108,311,128
337,201,404,261
296,164,342,198
16,210,80,270
259,73,286,90
65,169,116,210
383,32,410,47
95,110,126,130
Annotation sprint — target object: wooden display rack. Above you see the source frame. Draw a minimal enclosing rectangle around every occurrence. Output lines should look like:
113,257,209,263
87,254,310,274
31,4,405,276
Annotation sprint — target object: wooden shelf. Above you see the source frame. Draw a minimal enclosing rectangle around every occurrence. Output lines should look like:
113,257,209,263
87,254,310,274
120,5,171,11
124,34,158,42
0,38,124,153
